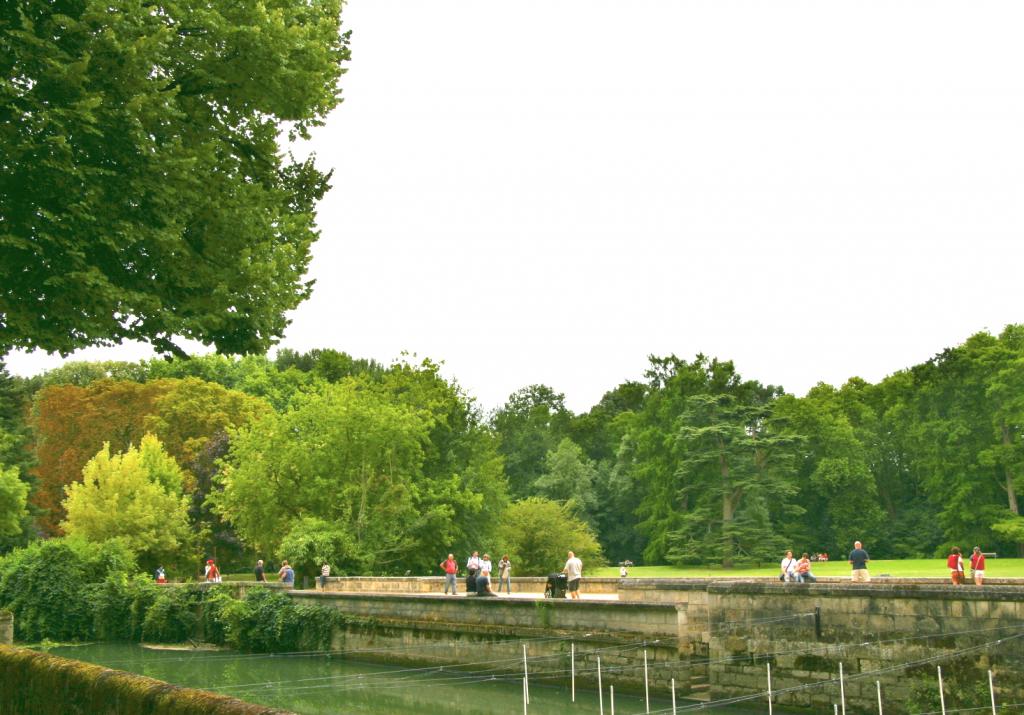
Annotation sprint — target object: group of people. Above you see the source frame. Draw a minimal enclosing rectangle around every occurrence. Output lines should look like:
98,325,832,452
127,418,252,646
779,550,818,583
780,541,990,586
779,541,871,582
947,546,986,585
438,550,584,598
439,552,512,596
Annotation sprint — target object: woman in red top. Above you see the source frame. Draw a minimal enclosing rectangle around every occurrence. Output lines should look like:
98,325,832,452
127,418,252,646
946,547,964,585
970,546,986,585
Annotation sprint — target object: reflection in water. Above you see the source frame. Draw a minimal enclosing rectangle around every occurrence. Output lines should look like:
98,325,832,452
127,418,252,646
46,643,788,714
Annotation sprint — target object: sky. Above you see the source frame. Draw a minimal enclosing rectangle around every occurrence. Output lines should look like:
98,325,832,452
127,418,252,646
6,0,1024,413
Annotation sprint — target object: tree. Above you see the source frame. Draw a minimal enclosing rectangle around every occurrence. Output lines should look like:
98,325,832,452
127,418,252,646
495,498,603,576
491,385,573,498
1,0,350,356
534,438,599,525
664,392,801,568
213,380,430,570
61,435,192,568
277,517,363,580
0,464,28,537
30,377,268,532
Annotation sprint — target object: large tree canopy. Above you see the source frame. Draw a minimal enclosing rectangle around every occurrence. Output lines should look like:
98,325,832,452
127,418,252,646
0,0,350,356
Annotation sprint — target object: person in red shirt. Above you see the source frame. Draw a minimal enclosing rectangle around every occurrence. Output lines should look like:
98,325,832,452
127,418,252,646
970,546,986,586
946,547,964,585
439,553,459,595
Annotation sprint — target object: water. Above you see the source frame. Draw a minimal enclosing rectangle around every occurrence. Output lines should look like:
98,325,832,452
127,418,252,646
46,643,788,715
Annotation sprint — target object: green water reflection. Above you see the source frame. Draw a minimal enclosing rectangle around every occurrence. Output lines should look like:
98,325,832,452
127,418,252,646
47,643,789,715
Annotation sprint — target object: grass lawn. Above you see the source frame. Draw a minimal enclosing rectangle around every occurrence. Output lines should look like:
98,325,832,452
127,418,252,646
590,558,1024,579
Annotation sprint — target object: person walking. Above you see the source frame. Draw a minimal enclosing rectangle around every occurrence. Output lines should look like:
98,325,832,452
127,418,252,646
440,553,459,595
279,560,295,585
497,555,512,594
780,550,797,582
849,541,870,582
154,566,167,584
970,547,986,585
205,559,221,583
320,562,331,590
563,551,583,600
254,559,266,582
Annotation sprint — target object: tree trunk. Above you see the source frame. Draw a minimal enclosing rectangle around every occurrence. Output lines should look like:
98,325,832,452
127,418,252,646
1002,423,1023,557
720,448,734,569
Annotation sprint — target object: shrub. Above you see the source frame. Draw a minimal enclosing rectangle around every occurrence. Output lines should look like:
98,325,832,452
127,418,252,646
141,585,202,643
0,537,138,641
211,587,339,653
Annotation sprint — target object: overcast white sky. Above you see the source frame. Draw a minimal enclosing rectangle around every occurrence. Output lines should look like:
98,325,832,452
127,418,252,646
7,0,1024,412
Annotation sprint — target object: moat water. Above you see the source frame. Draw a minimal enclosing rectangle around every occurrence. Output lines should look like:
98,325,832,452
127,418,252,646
47,643,796,714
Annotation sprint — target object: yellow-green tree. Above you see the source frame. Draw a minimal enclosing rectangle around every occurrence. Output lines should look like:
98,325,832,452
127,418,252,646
62,435,191,568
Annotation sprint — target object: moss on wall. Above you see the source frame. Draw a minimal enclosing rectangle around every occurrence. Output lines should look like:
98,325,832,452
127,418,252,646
0,645,294,715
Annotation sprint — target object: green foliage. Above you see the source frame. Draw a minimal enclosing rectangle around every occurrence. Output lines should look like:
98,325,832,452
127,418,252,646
141,586,202,643
0,464,29,537
277,517,362,581
491,385,572,499
534,438,599,525
0,537,138,641
61,436,193,569
496,497,603,575
216,364,507,574
0,0,350,357
210,587,339,653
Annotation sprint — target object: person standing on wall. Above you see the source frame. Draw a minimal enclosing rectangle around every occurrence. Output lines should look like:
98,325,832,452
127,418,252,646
970,547,986,585
440,553,459,595
946,547,965,585
254,559,267,582
563,550,583,600
849,541,870,582
497,554,512,594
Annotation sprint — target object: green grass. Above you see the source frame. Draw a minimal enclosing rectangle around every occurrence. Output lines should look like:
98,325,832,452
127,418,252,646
590,558,1024,579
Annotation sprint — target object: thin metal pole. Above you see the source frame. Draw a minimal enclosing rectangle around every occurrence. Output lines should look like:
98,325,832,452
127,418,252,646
523,677,528,715
523,644,529,705
598,656,604,715
671,677,677,715
571,643,575,703
839,662,846,715
876,680,883,715
610,685,615,715
644,649,650,713
989,669,997,715
938,665,946,715
767,662,773,715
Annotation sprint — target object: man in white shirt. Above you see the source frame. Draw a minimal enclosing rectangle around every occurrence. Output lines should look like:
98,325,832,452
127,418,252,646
780,550,797,582
466,551,481,575
563,551,583,600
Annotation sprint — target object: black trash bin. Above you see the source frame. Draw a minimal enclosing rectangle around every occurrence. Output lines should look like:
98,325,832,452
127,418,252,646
465,571,478,595
544,573,567,599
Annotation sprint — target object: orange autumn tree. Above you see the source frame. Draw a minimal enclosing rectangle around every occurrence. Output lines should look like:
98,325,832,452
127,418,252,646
30,378,269,534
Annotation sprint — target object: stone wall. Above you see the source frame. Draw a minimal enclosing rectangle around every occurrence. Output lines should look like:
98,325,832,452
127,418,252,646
705,582,1024,713
319,575,621,595
288,590,694,695
0,645,291,715
284,580,1024,713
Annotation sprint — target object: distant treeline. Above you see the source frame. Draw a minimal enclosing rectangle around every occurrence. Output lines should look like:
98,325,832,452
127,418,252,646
1,326,1022,572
